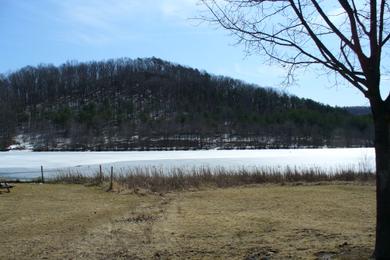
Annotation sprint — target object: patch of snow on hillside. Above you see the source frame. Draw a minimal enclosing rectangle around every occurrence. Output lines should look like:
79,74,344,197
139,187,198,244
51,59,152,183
7,135,34,151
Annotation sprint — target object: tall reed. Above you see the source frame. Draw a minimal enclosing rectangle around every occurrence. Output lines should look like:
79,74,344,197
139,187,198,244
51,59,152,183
50,165,375,192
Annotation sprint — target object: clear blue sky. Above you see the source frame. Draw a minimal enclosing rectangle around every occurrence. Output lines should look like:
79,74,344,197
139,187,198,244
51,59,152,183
0,0,370,106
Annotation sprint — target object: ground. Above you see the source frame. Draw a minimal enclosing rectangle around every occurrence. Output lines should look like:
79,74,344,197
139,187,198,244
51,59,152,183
0,183,375,259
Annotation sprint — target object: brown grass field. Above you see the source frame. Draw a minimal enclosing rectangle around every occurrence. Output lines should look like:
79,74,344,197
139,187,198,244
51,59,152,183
0,183,375,259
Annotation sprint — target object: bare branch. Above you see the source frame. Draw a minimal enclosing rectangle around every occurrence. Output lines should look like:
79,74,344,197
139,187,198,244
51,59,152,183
351,0,370,36
379,0,386,45
338,1,369,72
201,0,390,98
288,0,368,94
310,0,356,53
382,33,390,46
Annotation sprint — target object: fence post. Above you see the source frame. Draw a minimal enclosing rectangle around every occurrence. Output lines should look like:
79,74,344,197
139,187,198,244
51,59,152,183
108,166,113,191
99,165,103,184
41,165,45,183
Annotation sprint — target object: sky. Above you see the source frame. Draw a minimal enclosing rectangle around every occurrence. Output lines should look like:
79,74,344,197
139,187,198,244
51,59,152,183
0,0,373,107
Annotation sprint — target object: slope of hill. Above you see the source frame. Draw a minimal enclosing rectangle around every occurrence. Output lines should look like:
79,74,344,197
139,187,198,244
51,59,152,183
344,106,372,116
0,57,373,151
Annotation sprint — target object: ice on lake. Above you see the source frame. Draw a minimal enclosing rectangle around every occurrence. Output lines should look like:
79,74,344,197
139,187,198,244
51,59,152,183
0,148,375,180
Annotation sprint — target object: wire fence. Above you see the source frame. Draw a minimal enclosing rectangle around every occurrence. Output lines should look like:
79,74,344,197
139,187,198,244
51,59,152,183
0,167,57,181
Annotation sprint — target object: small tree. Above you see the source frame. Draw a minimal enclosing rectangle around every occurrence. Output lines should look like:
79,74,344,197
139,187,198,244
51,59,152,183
201,0,390,258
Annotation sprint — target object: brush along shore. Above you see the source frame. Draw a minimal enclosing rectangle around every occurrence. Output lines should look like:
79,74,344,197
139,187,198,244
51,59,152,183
49,166,375,192
0,181,375,259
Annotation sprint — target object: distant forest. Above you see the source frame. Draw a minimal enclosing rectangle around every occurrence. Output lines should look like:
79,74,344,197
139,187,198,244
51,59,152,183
0,57,373,151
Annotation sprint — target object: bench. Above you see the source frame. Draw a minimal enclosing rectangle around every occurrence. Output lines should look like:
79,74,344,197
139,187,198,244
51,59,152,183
0,182,14,193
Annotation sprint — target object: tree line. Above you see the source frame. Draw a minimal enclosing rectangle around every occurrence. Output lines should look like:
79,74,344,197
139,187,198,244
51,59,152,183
0,57,373,151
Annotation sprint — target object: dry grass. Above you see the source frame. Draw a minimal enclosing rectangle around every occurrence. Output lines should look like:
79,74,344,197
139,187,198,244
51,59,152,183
152,183,375,259
51,166,375,192
0,184,159,259
0,183,375,259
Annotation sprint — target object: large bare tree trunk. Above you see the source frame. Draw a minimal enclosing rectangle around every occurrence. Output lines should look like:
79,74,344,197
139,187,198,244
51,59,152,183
372,106,390,259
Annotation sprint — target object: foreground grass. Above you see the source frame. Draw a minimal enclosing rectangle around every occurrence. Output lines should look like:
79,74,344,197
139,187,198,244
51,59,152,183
0,183,375,259
0,184,160,259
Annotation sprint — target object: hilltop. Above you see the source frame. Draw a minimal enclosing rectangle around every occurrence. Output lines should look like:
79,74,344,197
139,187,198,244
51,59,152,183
0,57,373,151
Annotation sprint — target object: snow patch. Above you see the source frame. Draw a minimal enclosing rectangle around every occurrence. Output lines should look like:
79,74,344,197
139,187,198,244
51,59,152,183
7,135,34,151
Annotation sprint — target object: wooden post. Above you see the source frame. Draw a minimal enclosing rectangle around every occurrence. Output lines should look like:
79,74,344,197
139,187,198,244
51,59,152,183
99,165,103,184
41,165,44,183
109,166,113,191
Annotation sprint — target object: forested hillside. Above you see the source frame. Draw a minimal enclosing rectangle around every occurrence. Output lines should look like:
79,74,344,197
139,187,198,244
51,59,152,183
0,57,373,151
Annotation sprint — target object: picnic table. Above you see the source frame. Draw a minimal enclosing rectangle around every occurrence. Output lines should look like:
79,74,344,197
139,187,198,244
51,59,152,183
0,181,14,193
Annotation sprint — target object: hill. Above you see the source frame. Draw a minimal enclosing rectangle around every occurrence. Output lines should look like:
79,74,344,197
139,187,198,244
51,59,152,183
344,106,372,116
0,57,373,151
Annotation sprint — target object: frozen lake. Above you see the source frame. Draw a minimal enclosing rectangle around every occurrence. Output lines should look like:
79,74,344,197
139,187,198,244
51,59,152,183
0,148,375,180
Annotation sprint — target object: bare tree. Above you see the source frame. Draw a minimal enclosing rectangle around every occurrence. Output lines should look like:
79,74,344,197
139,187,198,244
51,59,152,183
201,0,390,258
